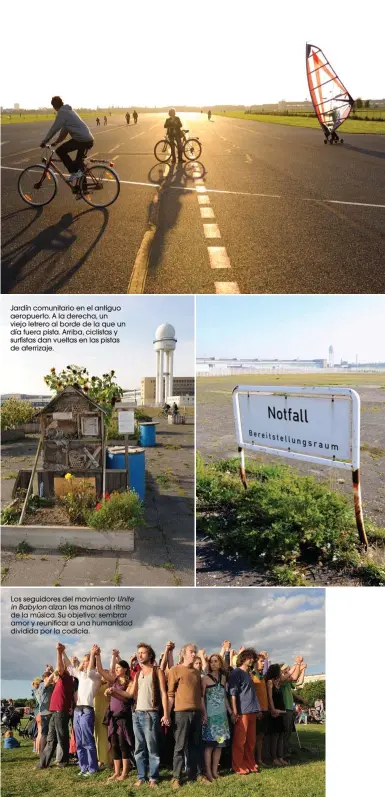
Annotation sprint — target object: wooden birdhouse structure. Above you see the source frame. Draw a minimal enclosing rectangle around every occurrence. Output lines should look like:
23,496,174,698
38,385,107,474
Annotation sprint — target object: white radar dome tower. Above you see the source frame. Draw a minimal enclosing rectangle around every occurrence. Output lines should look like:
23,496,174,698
154,323,177,405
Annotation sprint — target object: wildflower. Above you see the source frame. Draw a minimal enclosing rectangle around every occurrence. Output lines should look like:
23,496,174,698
50,367,56,373
96,503,102,511
64,473,73,481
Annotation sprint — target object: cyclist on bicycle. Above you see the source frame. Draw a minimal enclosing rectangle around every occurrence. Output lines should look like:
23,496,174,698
40,97,94,184
125,112,130,125
163,403,171,415
164,108,184,163
133,110,138,124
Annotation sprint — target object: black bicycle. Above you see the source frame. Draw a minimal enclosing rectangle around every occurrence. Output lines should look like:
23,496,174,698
154,130,202,163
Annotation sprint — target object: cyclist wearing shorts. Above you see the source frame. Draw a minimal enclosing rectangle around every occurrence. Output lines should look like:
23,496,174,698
40,96,94,184
164,109,184,163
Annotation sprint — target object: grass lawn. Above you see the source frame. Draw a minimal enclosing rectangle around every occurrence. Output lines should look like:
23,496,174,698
1,725,325,797
1,111,126,125
214,111,385,135
197,372,385,390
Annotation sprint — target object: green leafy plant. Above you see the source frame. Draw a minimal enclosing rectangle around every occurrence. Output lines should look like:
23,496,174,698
58,543,85,560
16,541,33,555
196,454,383,581
1,398,35,430
300,680,326,706
0,505,20,525
87,490,144,530
59,479,96,525
43,365,124,422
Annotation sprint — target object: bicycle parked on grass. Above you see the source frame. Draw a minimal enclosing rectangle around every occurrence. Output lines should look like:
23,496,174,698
154,130,202,163
18,145,120,209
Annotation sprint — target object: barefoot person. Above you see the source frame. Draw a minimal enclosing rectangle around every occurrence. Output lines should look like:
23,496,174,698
265,664,287,766
251,652,270,767
95,648,134,782
62,645,101,777
37,644,73,770
228,649,262,775
128,643,170,788
201,654,234,781
168,643,205,788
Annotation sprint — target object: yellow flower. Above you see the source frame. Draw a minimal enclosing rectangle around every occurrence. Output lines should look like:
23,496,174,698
64,473,73,480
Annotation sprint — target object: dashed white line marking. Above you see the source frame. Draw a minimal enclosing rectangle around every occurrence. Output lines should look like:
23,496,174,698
108,143,122,153
197,194,210,205
1,141,10,146
215,281,240,294
203,223,221,238
200,207,215,218
207,247,231,268
196,185,207,193
326,199,385,209
246,154,252,163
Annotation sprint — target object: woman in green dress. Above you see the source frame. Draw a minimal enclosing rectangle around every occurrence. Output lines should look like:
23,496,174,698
201,654,235,781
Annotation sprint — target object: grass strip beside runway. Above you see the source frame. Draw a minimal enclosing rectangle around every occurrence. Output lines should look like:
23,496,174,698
214,111,385,134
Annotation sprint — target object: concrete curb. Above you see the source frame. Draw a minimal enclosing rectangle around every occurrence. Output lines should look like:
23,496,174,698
1,525,135,552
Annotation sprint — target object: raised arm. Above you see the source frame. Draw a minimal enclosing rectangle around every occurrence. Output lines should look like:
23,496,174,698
94,648,116,684
110,649,120,675
56,643,66,675
296,663,307,687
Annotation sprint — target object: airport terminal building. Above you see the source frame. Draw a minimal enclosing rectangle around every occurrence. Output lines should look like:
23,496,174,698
196,357,328,376
141,376,195,405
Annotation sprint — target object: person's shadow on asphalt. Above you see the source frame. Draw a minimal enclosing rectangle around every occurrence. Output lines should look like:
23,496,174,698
2,208,109,293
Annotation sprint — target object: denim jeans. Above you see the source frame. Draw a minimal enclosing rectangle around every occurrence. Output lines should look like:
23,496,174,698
133,711,161,781
74,707,98,773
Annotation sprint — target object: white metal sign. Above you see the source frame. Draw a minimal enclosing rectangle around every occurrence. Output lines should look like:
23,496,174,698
233,386,360,471
118,410,135,434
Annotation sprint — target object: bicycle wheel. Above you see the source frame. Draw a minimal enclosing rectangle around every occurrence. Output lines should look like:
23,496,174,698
154,139,172,163
18,164,57,207
79,164,120,208
183,138,202,161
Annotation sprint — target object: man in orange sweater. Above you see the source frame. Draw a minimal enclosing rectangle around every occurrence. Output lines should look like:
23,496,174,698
167,643,204,789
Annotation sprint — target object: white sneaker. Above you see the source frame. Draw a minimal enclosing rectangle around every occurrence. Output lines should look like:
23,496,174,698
66,170,83,184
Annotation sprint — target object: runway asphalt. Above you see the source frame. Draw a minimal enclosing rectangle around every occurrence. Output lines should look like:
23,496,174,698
1,112,384,294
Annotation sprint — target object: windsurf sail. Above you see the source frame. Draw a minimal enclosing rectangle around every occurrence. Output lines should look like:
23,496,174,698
306,43,354,134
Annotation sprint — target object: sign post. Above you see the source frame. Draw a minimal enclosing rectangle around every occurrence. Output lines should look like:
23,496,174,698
232,385,367,549
117,405,135,490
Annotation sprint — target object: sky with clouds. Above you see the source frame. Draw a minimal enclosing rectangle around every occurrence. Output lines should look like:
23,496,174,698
1,587,325,698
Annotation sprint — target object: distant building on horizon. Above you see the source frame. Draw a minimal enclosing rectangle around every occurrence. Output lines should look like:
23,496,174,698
141,377,194,406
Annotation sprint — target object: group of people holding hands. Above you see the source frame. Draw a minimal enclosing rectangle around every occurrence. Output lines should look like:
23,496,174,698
25,639,308,787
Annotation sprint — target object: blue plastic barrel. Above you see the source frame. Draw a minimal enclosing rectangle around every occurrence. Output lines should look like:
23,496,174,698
139,422,158,447
106,447,145,501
